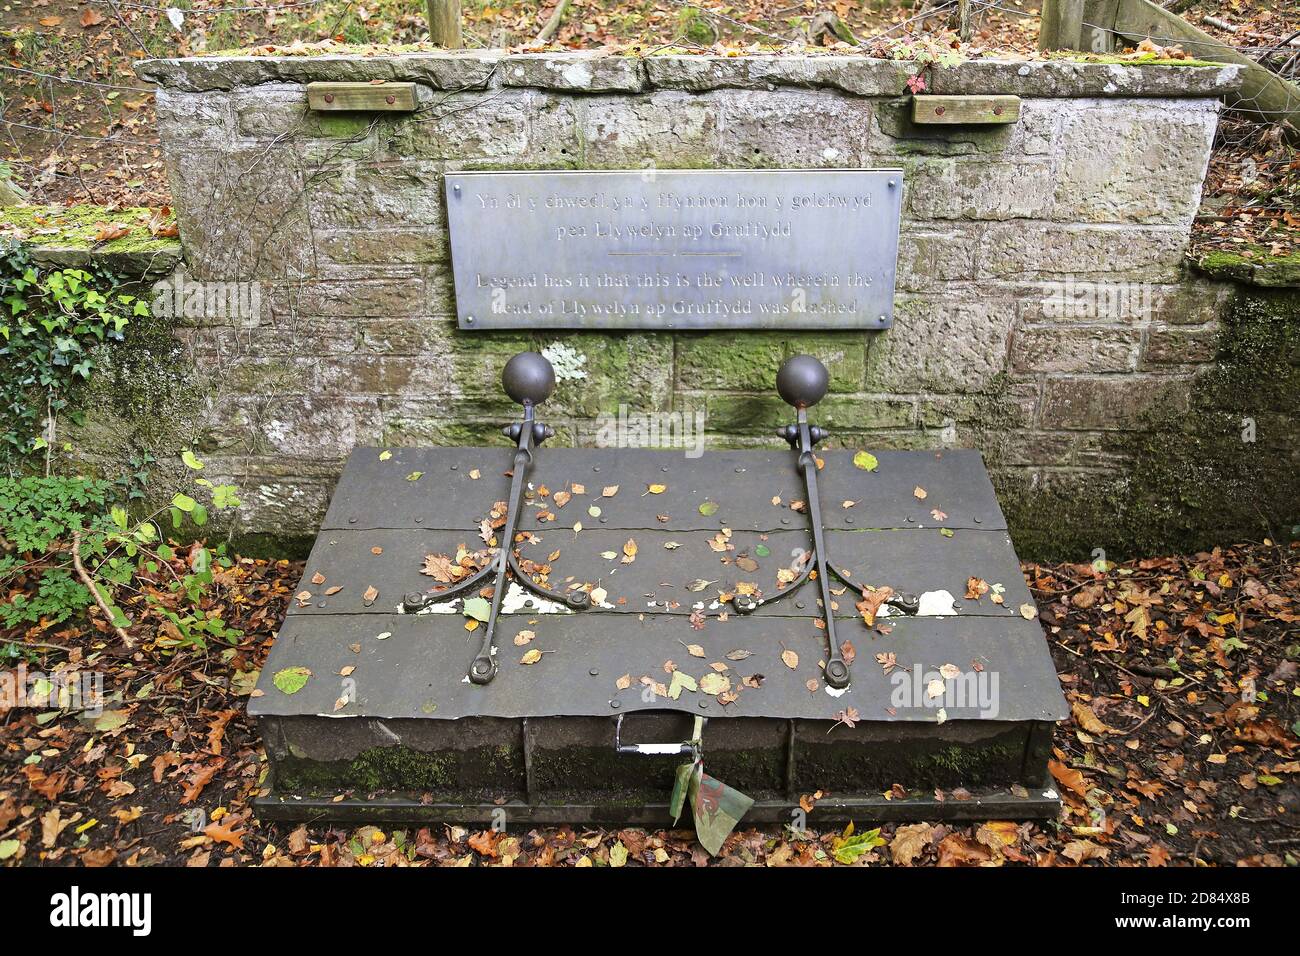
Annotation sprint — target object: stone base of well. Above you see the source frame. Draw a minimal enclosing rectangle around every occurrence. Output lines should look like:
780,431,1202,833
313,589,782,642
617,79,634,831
251,444,1067,823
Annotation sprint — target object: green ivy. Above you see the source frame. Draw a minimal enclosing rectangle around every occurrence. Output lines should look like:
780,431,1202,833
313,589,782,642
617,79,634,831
0,239,149,466
0,453,242,645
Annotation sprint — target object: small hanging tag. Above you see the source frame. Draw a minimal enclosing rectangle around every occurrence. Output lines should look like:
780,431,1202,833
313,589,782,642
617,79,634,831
689,771,755,857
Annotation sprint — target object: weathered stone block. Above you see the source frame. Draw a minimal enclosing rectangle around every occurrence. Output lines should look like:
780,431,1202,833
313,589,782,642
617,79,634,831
539,332,676,417
1143,323,1220,365
316,228,449,265
379,397,518,446
866,297,1017,392
978,224,1188,281
1052,100,1218,224
643,55,913,96
304,355,457,396
267,276,425,317
579,92,720,167
389,92,528,159
204,395,383,456
501,54,646,93
307,160,445,230
896,226,980,291
167,145,315,280
357,317,456,355
715,90,871,167
908,159,1054,221
155,89,234,148
676,333,784,391
919,386,1036,431
680,391,913,434
232,88,395,164
1010,325,1142,373
1039,375,1191,429
180,316,361,358
1146,281,1234,325
928,61,1241,98
137,52,503,92
783,332,868,392
1016,279,1164,324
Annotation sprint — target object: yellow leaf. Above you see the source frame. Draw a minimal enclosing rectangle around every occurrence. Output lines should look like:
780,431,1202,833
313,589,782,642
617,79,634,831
647,483,666,494
781,649,799,670
520,649,542,665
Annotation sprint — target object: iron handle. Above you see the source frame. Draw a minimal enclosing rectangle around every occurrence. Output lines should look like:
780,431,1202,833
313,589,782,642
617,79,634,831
613,713,705,758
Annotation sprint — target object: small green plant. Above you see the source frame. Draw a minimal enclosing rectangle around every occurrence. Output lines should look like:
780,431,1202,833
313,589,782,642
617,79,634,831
0,451,243,648
0,239,149,467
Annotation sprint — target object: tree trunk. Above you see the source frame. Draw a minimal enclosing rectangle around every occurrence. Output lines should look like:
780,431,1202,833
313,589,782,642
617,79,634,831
957,0,972,42
425,0,463,48
535,0,572,44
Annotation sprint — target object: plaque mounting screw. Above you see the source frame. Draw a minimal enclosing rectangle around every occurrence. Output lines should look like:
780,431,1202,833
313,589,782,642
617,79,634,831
324,93,334,103
466,315,475,325
935,106,945,116
453,184,461,193
386,95,396,105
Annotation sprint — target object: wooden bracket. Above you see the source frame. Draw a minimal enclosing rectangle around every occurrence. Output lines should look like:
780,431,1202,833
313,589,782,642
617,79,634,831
911,95,1022,125
306,81,417,112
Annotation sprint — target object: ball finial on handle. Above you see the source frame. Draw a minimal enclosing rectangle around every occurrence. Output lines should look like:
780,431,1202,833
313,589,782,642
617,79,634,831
776,355,830,409
502,351,556,406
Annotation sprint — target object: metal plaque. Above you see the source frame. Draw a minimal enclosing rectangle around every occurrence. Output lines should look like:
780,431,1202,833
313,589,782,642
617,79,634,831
444,169,904,330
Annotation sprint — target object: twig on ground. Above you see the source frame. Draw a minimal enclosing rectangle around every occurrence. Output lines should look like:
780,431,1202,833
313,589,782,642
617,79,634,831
71,529,132,647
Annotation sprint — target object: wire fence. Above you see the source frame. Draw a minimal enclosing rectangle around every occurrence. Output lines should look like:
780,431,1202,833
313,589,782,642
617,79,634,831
0,0,1295,234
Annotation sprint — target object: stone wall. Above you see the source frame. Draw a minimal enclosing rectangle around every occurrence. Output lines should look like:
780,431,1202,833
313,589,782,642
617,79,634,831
108,52,1299,559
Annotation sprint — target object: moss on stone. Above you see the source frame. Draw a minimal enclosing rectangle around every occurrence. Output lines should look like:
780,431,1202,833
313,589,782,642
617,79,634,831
1003,285,1300,561
70,306,201,456
276,743,525,797
0,204,178,253
1053,53,1224,67
1193,246,1300,288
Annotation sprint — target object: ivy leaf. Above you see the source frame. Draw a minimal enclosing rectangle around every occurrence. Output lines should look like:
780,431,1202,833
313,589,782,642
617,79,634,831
273,666,312,696
181,450,205,470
